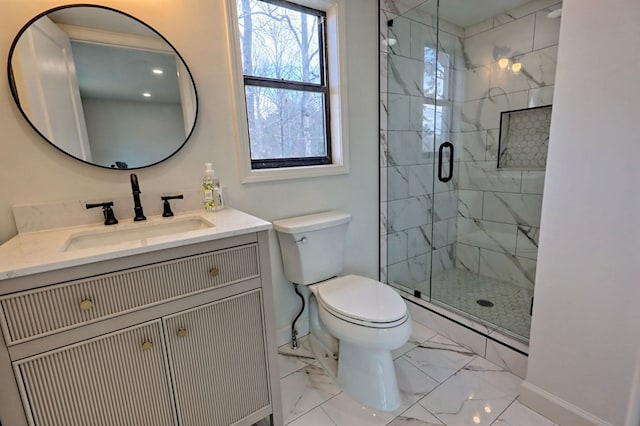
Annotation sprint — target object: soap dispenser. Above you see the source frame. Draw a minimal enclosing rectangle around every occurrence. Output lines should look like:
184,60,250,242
202,163,224,211
202,163,216,212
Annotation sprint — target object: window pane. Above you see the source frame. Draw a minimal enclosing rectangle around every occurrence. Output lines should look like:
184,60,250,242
422,104,444,152
237,0,321,84
245,86,327,159
423,47,449,100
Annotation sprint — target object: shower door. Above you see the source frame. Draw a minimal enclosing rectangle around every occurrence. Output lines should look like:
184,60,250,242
383,0,555,342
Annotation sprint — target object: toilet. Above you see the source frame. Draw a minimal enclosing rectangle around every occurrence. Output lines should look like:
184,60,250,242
273,211,411,411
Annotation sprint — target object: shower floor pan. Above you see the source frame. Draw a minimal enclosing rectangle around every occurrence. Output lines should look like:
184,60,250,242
428,269,533,341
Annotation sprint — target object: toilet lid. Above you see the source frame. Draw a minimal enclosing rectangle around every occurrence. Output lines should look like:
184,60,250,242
317,275,407,324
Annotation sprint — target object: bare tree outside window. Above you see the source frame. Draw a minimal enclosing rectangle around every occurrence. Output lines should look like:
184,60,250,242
236,0,331,169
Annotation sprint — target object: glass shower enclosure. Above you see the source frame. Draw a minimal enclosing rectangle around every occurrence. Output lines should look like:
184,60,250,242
381,0,560,341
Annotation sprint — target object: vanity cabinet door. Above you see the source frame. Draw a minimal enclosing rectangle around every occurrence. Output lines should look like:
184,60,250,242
14,321,176,426
163,290,270,426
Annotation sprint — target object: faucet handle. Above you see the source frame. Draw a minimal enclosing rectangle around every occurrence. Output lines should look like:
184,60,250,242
161,194,184,217
86,202,119,226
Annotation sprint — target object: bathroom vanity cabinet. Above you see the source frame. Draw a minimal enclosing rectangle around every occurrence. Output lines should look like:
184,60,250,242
0,225,282,426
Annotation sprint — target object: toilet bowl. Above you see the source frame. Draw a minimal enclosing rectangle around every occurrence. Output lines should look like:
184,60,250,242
273,211,411,411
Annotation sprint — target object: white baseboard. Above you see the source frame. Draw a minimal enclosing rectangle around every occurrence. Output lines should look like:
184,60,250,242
520,381,613,426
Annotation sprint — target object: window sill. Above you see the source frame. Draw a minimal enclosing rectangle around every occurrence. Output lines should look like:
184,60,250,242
240,162,349,184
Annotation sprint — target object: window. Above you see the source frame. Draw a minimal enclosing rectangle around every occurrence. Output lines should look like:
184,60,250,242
422,47,451,154
236,0,330,169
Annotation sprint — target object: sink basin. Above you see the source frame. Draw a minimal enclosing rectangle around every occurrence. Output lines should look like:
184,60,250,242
63,216,214,252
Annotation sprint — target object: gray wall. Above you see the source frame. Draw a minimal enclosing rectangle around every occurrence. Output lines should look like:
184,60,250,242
83,98,185,168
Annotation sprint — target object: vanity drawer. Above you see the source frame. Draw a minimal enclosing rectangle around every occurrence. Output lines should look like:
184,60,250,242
0,243,259,345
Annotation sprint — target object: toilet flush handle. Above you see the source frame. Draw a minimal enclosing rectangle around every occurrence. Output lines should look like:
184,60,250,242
296,236,307,244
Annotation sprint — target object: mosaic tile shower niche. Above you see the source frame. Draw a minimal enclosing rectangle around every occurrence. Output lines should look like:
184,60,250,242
380,0,560,342
498,106,552,169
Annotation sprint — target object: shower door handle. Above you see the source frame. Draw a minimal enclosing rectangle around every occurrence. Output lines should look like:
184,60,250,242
438,141,454,183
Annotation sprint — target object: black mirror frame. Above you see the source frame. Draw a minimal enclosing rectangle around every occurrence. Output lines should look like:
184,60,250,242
7,3,199,170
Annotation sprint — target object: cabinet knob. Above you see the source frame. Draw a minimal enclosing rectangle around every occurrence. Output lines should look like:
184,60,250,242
177,327,187,338
79,299,93,311
142,340,153,351
209,267,220,278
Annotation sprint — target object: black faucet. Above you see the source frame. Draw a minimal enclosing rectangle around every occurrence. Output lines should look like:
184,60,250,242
161,194,184,217
130,174,146,221
86,202,118,225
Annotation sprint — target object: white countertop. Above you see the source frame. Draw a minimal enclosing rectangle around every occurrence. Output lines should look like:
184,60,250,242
0,208,271,280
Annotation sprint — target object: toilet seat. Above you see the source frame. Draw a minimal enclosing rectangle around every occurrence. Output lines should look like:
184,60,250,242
314,275,408,328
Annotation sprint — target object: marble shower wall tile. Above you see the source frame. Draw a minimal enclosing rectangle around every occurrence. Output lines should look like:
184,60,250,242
528,86,554,107
387,131,428,165
521,170,545,193
387,94,412,130
388,54,424,96
464,65,491,101
432,221,448,249
409,18,437,62
458,161,523,193
458,130,488,161
516,225,539,260
385,15,411,57
408,225,433,258
388,196,431,232
433,190,458,221
432,245,455,276
457,217,518,254
533,7,563,50
461,91,528,132
408,164,434,196
489,45,558,93
482,192,543,227
464,14,535,67
455,243,480,273
388,166,410,200
479,249,536,289
387,230,409,264
457,189,483,219
388,254,429,288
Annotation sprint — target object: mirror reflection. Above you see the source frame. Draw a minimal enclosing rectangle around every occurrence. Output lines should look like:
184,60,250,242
9,5,198,169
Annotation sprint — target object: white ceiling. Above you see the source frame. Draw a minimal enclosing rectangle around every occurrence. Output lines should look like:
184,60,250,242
71,41,180,103
45,7,181,104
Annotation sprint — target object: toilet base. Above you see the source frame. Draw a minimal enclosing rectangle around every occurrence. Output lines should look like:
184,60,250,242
337,341,401,411
307,294,403,412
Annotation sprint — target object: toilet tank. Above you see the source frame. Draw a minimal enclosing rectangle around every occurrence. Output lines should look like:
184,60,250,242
272,211,352,285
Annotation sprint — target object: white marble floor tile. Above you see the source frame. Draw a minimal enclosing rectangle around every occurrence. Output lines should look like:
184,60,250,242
404,335,476,383
394,321,439,358
417,357,520,426
395,357,441,407
321,392,397,426
280,364,342,424
286,406,337,426
493,400,556,425
278,338,318,379
389,403,444,425
460,357,522,397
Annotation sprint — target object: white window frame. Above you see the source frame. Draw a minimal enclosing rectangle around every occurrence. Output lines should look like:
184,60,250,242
225,0,349,183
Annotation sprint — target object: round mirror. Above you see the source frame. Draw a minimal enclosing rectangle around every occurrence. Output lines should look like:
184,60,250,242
8,5,198,169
